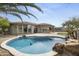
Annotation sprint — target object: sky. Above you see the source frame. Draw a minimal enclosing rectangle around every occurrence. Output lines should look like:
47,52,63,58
1,3,79,27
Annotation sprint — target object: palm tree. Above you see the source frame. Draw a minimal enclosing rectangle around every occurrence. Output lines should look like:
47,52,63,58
0,3,43,20
0,3,43,34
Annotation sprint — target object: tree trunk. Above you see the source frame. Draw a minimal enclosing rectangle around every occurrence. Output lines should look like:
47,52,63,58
75,31,77,39
2,30,5,35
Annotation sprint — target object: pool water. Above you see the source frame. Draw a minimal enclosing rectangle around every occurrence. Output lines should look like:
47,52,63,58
7,36,65,54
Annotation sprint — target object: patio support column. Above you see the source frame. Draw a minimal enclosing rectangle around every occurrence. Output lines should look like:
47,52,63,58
31,26,34,33
22,25,24,34
16,25,19,34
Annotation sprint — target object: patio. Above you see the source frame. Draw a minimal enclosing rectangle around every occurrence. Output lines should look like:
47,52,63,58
0,35,16,56
0,33,79,56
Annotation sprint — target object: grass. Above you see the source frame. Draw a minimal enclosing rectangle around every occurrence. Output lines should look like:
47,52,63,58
57,32,68,36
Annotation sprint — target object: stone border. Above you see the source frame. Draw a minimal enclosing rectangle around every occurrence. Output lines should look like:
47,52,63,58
1,34,65,56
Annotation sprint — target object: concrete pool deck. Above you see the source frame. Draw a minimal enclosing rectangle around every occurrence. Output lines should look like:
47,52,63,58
0,35,17,56
0,33,66,56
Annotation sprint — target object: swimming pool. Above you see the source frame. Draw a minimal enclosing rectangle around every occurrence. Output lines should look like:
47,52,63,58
1,35,65,56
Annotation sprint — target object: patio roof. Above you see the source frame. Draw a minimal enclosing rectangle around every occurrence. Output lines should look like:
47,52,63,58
10,22,36,25
37,23,54,27
10,22,54,27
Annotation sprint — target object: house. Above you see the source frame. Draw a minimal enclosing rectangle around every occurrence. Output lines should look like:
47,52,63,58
9,22,54,34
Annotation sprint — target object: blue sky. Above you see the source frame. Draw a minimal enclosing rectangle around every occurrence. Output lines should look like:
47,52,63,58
1,3,79,27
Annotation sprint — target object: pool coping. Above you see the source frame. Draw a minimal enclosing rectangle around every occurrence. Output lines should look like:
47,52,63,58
1,34,66,56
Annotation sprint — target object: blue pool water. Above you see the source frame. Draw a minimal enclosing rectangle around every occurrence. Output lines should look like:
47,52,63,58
7,36,65,54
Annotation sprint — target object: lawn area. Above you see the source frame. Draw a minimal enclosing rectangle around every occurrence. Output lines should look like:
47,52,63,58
57,32,68,36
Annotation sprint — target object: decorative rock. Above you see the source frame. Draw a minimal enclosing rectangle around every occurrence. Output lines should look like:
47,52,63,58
53,43,64,54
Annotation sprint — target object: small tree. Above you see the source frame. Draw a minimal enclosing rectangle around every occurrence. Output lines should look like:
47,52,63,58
0,17,10,35
62,17,79,39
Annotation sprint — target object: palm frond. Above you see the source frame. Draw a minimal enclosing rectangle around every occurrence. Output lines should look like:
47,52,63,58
17,3,43,13
7,12,23,22
0,3,43,21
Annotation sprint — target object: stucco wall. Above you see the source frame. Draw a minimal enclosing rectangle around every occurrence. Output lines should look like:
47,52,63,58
9,23,54,34
10,25,17,34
